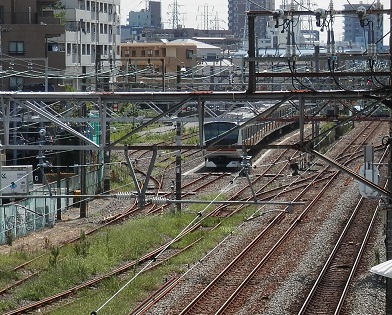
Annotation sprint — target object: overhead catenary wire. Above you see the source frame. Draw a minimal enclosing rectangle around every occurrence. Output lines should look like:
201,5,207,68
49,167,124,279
0,50,240,84
90,170,242,314
0,166,38,194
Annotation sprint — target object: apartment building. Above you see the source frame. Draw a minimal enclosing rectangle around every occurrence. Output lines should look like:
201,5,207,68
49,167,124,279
53,0,121,91
119,42,197,90
343,2,383,52
228,0,275,42
0,0,65,91
0,0,121,92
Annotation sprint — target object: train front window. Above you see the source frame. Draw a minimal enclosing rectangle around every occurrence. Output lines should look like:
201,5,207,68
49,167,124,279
204,122,239,145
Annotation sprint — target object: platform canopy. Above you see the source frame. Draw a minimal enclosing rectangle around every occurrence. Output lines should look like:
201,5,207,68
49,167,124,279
370,260,392,279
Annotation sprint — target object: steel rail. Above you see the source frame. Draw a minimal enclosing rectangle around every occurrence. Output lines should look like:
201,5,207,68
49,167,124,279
216,121,384,314
298,148,388,314
179,121,383,314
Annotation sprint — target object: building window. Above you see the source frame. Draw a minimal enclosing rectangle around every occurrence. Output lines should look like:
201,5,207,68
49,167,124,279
78,0,85,10
186,49,194,59
9,76,24,91
124,50,130,57
147,50,153,56
162,48,166,57
9,41,24,55
80,21,86,33
155,50,159,57
48,42,59,51
0,6,4,24
132,50,136,57
141,50,145,56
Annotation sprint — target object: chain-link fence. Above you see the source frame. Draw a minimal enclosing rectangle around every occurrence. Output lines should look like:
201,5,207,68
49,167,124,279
0,168,102,245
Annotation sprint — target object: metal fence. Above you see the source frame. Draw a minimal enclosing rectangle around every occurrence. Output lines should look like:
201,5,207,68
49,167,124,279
0,168,102,245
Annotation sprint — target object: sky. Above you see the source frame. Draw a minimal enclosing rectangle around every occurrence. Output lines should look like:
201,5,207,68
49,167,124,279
121,0,229,30
120,0,390,44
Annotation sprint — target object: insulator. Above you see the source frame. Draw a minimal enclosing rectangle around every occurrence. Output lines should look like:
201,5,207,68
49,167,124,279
368,43,376,55
315,8,326,19
357,6,366,15
286,45,291,57
272,9,284,19
115,192,135,200
241,157,251,168
367,44,372,55
150,196,168,205
329,0,334,12
331,44,336,55
326,43,331,55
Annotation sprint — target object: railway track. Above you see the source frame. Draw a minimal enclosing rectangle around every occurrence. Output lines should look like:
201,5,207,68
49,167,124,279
297,150,388,314
0,138,232,313
137,121,386,314
0,121,387,314
2,229,205,315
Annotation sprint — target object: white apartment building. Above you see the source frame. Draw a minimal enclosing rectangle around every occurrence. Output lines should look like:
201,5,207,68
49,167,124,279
54,0,121,91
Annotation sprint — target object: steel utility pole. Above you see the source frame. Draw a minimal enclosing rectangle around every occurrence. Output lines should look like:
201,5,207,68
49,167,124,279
386,0,392,312
175,121,182,213
79,104,87,218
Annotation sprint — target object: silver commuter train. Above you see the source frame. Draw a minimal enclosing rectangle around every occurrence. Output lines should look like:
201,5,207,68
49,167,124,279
202,104,296,168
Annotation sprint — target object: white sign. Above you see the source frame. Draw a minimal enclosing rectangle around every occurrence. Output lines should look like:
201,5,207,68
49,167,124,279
358,164,380,199
1,165,33,195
